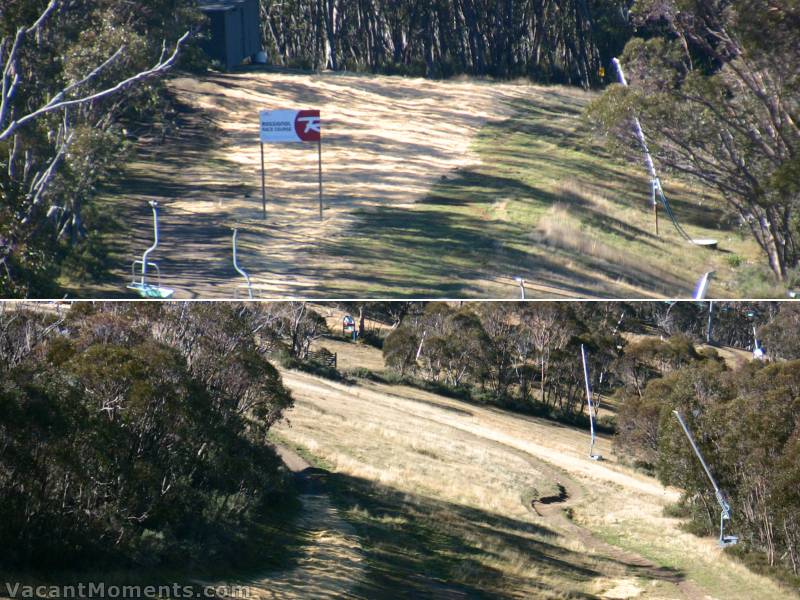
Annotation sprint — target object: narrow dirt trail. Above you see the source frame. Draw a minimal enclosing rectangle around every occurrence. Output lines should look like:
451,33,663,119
526,454,706,600
210,445,365,599
388,394,707,599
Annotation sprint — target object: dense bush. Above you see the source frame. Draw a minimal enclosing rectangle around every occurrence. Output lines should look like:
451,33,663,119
382,301,623,420
759,304,800,360
0,303,293,570
617,352,800,578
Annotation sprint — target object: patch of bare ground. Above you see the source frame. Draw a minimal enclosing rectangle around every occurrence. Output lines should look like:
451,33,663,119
202,445,365,599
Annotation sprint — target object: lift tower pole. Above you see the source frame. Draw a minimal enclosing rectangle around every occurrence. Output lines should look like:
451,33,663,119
581,344,602,460
672,410,739,547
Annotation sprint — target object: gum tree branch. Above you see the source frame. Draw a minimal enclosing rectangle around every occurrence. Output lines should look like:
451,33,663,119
0,30,191,141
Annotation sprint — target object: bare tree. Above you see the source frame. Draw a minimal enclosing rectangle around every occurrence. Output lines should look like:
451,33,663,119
0,0,192,294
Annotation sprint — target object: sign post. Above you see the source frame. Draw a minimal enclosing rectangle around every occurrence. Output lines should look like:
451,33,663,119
318,136,323,220
260,142,266,219
259,109,322,219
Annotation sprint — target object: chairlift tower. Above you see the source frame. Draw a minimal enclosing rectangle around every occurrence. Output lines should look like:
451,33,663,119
672,410,739,547
706,301,714,344
581,344,602,460
612,58,717,249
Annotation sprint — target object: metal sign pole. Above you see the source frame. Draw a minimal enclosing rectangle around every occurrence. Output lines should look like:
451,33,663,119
260,141,267,219
655,203,659,236
318,136,323,220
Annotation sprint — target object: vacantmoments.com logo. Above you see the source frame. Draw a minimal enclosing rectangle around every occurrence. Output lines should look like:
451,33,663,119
3,582,251,599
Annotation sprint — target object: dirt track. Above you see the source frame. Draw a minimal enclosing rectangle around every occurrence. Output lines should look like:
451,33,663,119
270,362,793,599
207,445,365,599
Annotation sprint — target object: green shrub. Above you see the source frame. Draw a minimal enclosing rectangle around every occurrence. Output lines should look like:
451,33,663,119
726,254,743,268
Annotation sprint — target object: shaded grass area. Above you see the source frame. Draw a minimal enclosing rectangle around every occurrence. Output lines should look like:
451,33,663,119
661,501,800,594
274,436,711,599
273,436,661,599
69,95,236,299
324,88,759,298
592,521,797,600
726,545,800,594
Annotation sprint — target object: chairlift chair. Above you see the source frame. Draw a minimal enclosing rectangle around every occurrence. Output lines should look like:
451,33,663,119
232,228,254,300
752,326,765,360
581,344,603,461
514,277,526,300
127,201,174,299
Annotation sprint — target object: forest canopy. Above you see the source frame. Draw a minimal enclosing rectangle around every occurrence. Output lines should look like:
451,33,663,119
258,0,632,86
0,302,297,570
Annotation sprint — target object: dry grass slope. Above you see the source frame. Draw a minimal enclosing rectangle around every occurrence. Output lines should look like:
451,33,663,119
262,340,795,598
88,69,761,299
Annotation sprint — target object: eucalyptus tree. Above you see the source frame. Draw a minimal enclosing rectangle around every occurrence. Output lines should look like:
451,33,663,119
0,0,200,296
615,347,800,576
590,1,800,282
259,0,631,85
0,303,294,569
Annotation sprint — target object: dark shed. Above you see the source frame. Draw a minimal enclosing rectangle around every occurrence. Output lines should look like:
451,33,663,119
198,0,261,70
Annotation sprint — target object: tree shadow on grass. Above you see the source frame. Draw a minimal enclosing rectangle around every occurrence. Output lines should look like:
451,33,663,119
87,72,734,299
303,91,736,297
286,468,691,599
495,96,733,233
93,98,243,298
320,186,688,298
